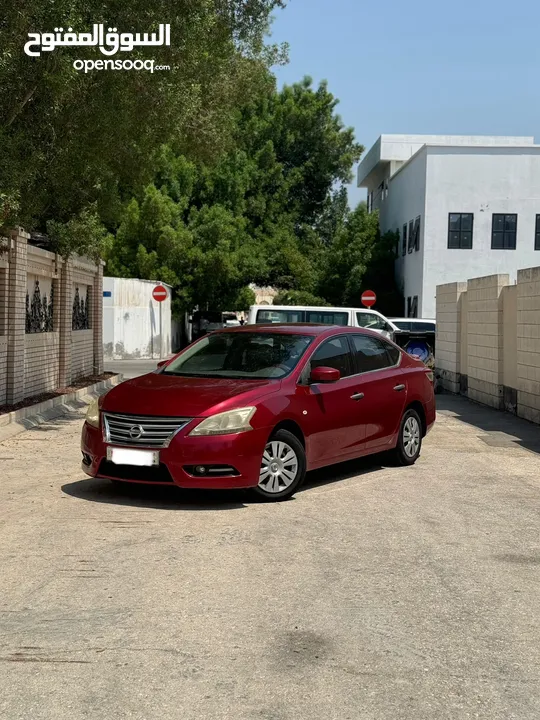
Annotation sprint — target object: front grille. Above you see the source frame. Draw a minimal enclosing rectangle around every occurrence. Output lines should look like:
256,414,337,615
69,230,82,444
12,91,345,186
102,412,192,448
98,460,174,483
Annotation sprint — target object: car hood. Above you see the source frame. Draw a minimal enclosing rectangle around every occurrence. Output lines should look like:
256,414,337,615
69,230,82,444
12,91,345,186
101,372,281,418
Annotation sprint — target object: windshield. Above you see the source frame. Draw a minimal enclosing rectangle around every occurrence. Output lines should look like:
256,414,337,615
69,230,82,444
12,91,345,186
163,332,314,379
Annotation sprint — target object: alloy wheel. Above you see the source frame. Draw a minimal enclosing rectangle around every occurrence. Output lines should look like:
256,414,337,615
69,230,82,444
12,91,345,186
403,416,421,458
259,441,299,494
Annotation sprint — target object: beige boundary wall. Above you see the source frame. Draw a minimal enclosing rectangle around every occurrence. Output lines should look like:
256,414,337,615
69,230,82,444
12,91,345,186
0,228,104,406
436,267,540,423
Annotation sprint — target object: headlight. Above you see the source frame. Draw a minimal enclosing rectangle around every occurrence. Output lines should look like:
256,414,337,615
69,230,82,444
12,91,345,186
85,397,100,428
188,407,256,437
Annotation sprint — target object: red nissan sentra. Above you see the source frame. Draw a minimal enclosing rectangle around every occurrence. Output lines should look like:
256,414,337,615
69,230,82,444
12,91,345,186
81,325,435,501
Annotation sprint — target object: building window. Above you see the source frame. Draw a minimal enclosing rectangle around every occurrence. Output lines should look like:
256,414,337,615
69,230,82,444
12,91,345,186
408,220,414,253
448,213,473,249
410,216,420,251
407,296,418,318
492,214,517,249
402,224,407,256
535,215,540,250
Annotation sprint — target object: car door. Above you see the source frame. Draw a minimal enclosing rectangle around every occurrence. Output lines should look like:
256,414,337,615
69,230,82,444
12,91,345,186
350,335,408,451
299,335,366,467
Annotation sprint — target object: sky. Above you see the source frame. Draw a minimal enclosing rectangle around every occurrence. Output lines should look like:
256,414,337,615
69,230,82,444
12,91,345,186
269,0,540,206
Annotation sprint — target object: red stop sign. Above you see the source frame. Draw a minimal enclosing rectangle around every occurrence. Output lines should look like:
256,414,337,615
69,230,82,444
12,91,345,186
361,290,376,308
152,284,168,303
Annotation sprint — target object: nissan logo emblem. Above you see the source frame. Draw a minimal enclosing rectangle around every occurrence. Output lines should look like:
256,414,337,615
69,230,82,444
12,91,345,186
129,425,144,440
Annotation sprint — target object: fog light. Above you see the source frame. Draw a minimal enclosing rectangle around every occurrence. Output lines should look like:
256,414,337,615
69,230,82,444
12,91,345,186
195,465,207,475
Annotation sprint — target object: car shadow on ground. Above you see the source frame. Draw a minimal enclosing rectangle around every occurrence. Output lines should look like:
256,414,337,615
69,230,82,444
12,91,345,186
61,455,387,511
436,393,540,455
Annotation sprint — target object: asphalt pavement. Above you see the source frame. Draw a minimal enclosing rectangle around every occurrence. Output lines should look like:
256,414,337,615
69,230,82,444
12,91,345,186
1,395,540,719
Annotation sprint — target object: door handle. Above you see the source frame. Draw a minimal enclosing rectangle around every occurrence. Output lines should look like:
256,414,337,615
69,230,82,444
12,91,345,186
350,392,364,401
393,384,406,391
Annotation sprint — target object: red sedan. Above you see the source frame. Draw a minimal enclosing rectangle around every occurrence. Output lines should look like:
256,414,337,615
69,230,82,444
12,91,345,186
82,325,435,501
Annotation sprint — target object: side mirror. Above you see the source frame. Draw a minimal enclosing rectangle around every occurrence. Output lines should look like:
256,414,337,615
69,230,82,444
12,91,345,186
310,366,340,384
157,360,167,368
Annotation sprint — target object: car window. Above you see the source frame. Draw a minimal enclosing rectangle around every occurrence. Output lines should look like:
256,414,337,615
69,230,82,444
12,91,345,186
352,335,399,373
163,332,313,379
305,311,349,326
355,312,391,332
256,309,304,323
411,322,436,332
391,320,411,331
310,337,352,378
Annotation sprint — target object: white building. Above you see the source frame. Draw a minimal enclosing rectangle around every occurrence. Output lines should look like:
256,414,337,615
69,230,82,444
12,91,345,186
358,134,540,318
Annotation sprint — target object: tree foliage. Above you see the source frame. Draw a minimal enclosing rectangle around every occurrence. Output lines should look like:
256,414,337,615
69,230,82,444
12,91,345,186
105,76,365,312
273,290,329,306
0,0,287,230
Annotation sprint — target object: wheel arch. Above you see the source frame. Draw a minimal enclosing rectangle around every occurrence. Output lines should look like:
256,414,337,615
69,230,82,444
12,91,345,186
405,400,427,437
270,419,306,448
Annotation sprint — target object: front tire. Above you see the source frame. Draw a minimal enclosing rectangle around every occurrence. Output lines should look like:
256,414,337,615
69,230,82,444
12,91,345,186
390,408,423,466
252,429,306,502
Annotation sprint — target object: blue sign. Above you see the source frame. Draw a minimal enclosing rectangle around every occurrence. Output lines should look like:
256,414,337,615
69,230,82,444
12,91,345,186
103,291,112,297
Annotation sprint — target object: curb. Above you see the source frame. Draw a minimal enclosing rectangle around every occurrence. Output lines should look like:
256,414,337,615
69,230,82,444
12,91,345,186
0,374,123,443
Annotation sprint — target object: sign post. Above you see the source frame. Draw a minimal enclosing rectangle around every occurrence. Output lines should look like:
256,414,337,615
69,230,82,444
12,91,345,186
361,290,377,308
152,284,168,359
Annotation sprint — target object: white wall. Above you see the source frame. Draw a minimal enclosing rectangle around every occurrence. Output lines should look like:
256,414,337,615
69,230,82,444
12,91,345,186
421,146,540,318
380,151,427,316
103,277,172,359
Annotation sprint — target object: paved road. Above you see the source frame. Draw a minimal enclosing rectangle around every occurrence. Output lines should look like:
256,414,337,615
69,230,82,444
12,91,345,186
2,396,540,719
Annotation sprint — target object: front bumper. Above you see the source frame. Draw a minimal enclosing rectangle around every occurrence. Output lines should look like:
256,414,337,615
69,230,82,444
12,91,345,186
81,420,269,489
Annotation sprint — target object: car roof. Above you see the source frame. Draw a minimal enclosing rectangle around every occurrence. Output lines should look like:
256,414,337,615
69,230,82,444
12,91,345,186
212,323,384,338
251,305,384,315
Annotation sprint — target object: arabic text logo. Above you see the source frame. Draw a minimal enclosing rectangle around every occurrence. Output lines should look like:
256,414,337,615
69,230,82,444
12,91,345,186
24,24,170,57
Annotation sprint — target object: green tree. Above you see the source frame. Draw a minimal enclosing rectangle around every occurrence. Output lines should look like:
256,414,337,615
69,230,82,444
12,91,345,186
317,203,379,306
105,75,363,312
0,0,287,232
273,290,329,306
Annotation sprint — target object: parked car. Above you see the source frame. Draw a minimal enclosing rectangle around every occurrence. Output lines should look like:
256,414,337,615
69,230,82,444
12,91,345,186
247,304,396,338
389,317,436,366
222,312,240,327
389,318,436,333
82,325,435,501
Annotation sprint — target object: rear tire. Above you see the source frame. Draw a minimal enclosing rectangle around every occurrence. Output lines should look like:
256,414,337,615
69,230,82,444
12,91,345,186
252,429,306,502
389,408,423,466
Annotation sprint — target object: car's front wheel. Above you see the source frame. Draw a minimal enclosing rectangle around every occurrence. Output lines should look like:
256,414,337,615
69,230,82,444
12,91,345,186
252,429,306,501
390,408,423,466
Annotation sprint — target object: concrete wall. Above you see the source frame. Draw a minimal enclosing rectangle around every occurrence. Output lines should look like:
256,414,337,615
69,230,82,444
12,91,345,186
434,282,467,393
436,266,540,424
0,228,104,407
466,274,508,409
516,267,540,424
0,253,8,404
71,330,94,380
103,277,172,360
502,285,518,393
25,332,60,398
